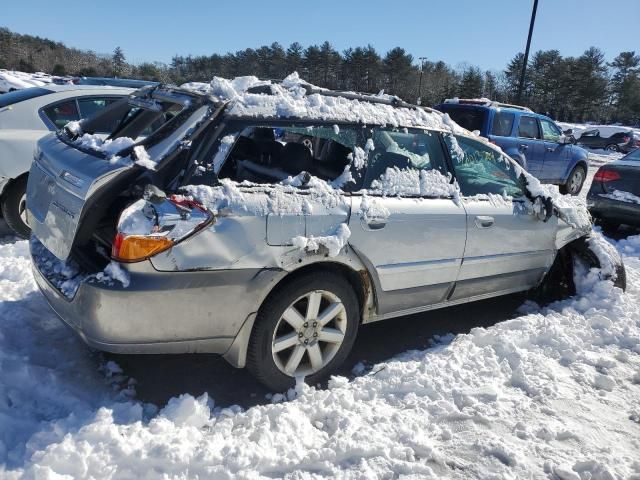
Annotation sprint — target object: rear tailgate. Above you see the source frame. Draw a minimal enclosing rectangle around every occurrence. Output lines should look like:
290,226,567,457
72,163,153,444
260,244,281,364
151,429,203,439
27,133,129,261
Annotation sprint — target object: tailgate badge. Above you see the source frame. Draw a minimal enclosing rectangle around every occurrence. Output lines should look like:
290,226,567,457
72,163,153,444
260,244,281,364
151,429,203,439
60,171,84,188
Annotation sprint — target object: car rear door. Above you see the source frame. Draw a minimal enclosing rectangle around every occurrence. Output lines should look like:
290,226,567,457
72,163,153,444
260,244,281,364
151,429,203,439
515,115,546,178
347,128,466,317
443,134,557,301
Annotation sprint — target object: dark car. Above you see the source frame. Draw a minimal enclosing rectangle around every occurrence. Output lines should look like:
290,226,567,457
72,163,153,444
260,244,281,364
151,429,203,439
577,128,639,153
435,99,589,195
587,148,640,233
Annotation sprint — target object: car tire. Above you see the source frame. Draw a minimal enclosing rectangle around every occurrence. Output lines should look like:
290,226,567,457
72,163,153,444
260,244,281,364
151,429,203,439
559,165,586,195
1,176,30,238
605,144,619,152
595,219,619,237
530,236,626,303
247,271,359,392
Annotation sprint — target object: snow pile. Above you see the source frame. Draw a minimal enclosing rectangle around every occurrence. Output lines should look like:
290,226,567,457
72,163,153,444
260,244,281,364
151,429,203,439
73,133,136,165
182,72,462,132
601,189,640,204
370,167,460,200
185,174,347,218
70,131,156,170
30,238,129,298
2,231,638,478
292,223,351,257
0,240,140,469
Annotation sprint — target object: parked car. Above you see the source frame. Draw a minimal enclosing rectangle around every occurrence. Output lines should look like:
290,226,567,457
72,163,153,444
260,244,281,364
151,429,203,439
587,148,640,233
576,128,639,153
0,84,133,237
72,77,158,89
435,99,589,195
27,80,625,391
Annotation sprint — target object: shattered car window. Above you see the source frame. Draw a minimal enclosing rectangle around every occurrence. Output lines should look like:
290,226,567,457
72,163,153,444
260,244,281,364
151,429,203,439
361,127,449,193
445,134,524,198
216,124,361,187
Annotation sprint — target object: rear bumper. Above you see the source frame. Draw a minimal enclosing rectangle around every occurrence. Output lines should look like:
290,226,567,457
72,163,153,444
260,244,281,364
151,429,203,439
587,194,640,227
31,247,280,355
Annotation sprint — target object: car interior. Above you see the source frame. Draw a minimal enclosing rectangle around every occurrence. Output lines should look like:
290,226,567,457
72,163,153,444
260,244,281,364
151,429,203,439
218,126,356,185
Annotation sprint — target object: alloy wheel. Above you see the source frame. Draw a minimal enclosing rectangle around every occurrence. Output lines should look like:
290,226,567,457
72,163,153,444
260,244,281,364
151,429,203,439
271,290,347,377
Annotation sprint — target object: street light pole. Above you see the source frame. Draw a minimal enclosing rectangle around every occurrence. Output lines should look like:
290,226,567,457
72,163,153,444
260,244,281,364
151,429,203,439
516,0,539,103
417,57,427,105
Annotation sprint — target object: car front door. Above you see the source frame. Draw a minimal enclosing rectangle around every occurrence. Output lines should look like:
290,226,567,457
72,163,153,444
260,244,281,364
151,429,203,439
443,133,558,301
540,118,572,182
516,115,546,178
347,127,466,317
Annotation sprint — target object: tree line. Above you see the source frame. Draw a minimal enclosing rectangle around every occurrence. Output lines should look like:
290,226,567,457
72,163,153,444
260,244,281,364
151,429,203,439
1,27,638,125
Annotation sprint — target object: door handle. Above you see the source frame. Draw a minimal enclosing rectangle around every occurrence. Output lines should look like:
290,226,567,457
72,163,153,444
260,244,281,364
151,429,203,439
546,147,554,152
519,144,529,151
475,216,494,229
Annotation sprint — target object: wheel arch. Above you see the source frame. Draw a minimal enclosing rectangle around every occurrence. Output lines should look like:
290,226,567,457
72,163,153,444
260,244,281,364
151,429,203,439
223,258,376,369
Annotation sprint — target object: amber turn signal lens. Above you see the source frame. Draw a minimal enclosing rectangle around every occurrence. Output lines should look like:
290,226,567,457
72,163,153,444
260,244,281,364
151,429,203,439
111,233,174,262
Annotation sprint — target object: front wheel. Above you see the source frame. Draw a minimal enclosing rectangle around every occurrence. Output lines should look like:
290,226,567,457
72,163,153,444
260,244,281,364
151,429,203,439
559,165,586,195
605,144,619,152
1,176,30,238
247,271,359,391
530,235,626,304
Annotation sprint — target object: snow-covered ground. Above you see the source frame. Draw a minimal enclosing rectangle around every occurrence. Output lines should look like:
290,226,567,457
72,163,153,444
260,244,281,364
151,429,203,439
1,147,639,479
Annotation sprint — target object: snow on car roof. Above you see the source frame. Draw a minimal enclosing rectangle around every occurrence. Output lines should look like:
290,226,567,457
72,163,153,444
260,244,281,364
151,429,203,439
181,72,466,132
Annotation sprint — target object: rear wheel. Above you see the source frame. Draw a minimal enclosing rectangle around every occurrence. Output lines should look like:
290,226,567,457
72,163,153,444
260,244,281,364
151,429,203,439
559,165,586,195
247,271,359,391
1,176,30,238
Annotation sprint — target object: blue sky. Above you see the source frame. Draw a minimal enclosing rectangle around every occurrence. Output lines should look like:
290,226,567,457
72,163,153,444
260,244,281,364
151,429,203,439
3,0,638,71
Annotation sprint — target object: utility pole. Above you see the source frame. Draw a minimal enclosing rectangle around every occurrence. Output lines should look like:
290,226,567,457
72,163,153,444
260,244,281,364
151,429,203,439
516,0,538,103
417,57,427,105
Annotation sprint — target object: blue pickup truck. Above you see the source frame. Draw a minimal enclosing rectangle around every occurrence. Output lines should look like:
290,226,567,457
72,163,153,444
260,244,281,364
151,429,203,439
435,99,589,195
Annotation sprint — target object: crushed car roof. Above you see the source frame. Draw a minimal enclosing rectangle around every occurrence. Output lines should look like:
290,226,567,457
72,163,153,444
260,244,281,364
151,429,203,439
178,72,465,132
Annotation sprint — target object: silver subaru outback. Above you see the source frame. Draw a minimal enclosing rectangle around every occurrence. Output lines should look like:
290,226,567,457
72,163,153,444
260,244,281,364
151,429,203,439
27,76,625,391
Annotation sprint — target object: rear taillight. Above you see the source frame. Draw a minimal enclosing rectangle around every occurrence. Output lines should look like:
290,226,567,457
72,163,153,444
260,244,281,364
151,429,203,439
622,136,630,143
112,193,212,262
593,168,621,182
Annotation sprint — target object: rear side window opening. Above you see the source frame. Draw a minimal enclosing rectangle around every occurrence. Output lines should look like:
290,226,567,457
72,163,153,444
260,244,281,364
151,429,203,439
491,111,515,137
441,107,487,133
216,123,362,187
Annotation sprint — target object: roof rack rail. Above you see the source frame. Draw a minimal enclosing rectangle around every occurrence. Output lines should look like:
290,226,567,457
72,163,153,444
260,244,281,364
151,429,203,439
444,98,532,112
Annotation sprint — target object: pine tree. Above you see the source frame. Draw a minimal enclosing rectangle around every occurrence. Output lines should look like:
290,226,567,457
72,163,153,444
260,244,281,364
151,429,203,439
112,46,126,77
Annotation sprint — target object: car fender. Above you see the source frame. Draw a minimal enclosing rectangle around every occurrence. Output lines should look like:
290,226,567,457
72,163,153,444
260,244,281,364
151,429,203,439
222,247,376,369
559,146,589,182
0,129,49,180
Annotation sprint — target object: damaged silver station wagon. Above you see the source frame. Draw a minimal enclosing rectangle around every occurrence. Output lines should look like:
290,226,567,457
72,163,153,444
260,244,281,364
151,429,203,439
27,74,626,390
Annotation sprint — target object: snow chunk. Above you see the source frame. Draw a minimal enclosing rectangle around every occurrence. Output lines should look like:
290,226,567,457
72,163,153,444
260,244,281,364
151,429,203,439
292,223,351,257
74,133,137,166
600,189,640,204
132,145,156,170
160,394,211,429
